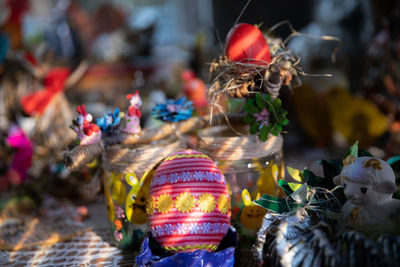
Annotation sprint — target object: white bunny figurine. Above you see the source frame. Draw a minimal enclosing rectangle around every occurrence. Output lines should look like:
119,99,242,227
334,156,400,235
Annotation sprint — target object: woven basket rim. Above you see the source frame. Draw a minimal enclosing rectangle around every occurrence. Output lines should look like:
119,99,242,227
197,125,282,161
103,137,186,176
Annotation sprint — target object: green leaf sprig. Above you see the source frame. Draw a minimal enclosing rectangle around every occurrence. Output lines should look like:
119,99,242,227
243,93,289,141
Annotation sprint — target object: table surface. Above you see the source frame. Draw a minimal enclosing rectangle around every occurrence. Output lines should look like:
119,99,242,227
0,196,137,267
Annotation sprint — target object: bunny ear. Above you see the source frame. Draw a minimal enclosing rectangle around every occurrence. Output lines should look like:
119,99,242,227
242,189,252,206
76,105,86,115
125,173,139,187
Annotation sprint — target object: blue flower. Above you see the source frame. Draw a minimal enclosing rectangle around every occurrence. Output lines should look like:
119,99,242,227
152,97,193,122
97,108,121,133
168,173,179,183
164,224,175,235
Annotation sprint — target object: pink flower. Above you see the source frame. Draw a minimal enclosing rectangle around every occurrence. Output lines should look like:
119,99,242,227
253,108,270,127
114,230,123,242
166,104,179,113
114,205,125,219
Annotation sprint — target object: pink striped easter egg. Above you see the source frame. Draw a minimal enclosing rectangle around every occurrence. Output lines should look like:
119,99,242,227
147,149,231,253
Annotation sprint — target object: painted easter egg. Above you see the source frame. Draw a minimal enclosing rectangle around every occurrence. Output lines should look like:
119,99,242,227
225,23,271,65
147,149,231,253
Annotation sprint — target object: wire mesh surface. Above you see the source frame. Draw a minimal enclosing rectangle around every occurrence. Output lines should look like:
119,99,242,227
0,229,136,266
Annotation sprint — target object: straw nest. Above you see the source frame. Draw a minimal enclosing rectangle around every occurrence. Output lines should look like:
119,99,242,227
208,38,301,101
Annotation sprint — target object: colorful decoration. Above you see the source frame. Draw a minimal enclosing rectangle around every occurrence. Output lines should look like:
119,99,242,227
181,70,208,109
152,97,194,123
254,142,400,266
97,108,121,134
243,93,289,141
1,0,30,49
136,229,237,267
2,124,33,188
225,23,271,65
175,192,196,213
21,68,70,116
255,161,284,197
124,171,152,225
71,105,102,145
333,156,400,234
147,149,231,253
120,91,142,134
239,189,266,230
104,171,148,250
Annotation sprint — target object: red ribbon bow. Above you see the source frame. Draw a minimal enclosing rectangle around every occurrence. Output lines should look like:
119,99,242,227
20,68,70,116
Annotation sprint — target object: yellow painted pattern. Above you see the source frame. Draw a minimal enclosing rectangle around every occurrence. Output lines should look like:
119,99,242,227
164,154,210,161
163,244,217,252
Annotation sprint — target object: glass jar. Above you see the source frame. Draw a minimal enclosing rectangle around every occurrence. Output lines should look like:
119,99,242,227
102,138,185,250
198,125,284,248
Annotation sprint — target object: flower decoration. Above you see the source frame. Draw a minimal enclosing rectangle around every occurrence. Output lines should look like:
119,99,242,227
156,194,173,214
146,196,156,216
97,108,121,134
217,195,230,214
114,230,123,242
114,205,125,219
243,93,289,141
198,193,216,213
175,192,196,213
114,219,123,231
152,97,194,122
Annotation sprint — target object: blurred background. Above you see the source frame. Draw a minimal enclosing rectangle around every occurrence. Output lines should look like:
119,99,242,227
1,0,400,262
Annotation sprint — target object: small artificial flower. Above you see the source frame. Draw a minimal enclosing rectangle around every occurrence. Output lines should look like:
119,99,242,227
198,193,216,213
114,230,123,242
217,194,230,214
152,97,194,122
114,219,123,231
175,192,195,213
114,205,125,219
243,93,289,141
253,108,270,128
156,193,173,214
146,196,156,216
